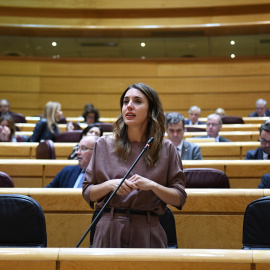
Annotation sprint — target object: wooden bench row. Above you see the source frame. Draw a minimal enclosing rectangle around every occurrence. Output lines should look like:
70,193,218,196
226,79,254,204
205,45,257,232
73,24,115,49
15,130,260,142
24,116,269,125
16,122,262,133
0,142,77,160
0,188,268,250
0,159,268,189
1,247,269,270
0,141,260,160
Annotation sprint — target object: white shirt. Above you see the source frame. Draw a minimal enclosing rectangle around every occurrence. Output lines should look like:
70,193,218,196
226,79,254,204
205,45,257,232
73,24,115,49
176,141,184,157
73,170,85,188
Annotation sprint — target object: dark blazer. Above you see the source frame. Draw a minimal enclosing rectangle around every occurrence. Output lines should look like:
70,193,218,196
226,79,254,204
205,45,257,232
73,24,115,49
245,147,264,160
185,119,205,125
248,110,270,117
29,118,59,142
195,135,231,142
258,174,270,189
181,140,203,160
45,165,82,188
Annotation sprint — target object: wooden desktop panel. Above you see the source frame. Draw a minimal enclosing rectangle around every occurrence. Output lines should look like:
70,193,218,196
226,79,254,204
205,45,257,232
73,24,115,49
0,188,264,249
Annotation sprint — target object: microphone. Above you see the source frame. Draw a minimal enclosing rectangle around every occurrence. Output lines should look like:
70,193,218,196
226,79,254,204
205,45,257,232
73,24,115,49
76,137,154,248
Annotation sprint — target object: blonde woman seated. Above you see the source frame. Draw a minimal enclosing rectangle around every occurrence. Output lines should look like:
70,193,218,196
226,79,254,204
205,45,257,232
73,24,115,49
30,101,62,142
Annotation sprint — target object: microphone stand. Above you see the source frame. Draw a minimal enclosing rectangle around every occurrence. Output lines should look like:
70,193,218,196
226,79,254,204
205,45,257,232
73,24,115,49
76,137,154,248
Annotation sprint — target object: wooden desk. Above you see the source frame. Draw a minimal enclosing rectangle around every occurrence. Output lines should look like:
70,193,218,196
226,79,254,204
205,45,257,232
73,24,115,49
0,188,265,250
187,123,261,131
0,160,77,187
0,142,260,161
0,159,268,188
182,160,270,188
198,141,260,160
199,117,268,125
3,247,269,270
0,142,77,160
184,131,260,142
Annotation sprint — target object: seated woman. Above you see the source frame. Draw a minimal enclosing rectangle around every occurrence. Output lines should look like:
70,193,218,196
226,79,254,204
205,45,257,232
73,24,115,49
68,124,103,160
30,101,62,142
0,115,17,142
66,103,100,131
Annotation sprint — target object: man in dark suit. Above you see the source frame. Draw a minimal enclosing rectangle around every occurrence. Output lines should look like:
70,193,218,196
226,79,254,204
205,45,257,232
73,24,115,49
258,174,270,188
248,98,270,117
245,121,270,160
0,99,12,117
195,113,231,142
46,135,99,188
185,106,205,125
166,112,203,160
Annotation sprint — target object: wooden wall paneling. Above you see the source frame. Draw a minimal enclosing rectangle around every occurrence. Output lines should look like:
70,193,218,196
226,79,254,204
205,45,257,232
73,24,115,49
1,59,270,117
2,0,270,9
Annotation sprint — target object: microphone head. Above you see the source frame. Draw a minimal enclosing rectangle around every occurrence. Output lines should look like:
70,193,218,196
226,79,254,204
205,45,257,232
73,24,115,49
146,137,154,147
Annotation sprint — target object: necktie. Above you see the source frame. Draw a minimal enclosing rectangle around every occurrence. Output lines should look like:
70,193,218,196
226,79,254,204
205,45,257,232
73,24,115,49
74,170,85,188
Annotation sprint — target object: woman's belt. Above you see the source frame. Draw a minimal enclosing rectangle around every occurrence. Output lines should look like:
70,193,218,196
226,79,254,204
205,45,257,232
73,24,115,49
103,207,157,216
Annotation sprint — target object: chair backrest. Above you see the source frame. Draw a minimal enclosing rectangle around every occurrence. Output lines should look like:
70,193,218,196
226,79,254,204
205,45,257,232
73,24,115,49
89,206,178,248
183,168,230,188
57,115,67,124
36,140,56,159
158,207,178,248
0,171,14,187
55,130,82,142
0,194,47,247
10,112,26,123
221,116,244,124
97,122,113,132
242,196,270,249
185,127,206,132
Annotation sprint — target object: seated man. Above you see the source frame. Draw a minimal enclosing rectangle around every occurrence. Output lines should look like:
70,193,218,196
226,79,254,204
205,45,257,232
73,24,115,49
249,98,270,117
185,106,205,125
195,114,231,142
0,99,12,117
166,112,203,160
258,173,270,189
245,121,270,160
46,135,99,188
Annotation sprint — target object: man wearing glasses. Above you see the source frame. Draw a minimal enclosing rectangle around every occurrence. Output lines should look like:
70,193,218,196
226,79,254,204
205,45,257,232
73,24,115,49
248,99,270,117
245,121,270,160
46,135,99,187
196,114,231,142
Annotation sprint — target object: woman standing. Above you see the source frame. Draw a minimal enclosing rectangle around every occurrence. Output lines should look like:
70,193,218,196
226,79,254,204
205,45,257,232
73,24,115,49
30,101,62,142
82,83,186,248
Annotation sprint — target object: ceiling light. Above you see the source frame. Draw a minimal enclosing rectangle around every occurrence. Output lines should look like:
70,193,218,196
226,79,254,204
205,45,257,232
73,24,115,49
230,40,235,45
141,42,145,47
52,42,57,47
231,54,235,58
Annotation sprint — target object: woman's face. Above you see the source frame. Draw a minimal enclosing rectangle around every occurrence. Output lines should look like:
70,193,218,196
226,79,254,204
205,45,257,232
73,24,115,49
0,120,10,127
55,106,63,121
122,88,149,129
86,112,95,124
86,127,101,136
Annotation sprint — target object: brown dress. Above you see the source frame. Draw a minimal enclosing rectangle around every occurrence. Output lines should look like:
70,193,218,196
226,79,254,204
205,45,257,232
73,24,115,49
82,136,186,248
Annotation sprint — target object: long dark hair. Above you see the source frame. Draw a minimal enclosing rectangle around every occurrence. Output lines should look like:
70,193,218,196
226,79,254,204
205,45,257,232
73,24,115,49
113,83,165,167
0,114,16,141
79,124,103,140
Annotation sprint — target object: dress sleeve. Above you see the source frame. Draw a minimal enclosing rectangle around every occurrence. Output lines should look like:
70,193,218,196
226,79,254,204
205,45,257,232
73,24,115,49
166,143,187,210
82,140,98,209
